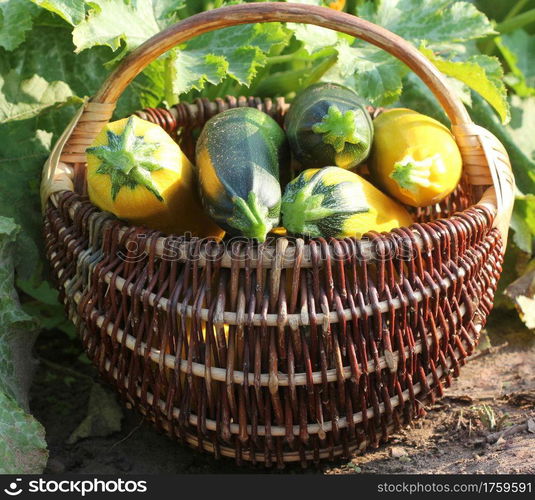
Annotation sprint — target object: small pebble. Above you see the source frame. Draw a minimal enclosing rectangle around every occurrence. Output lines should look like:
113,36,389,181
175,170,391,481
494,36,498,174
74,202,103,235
390,446,408,458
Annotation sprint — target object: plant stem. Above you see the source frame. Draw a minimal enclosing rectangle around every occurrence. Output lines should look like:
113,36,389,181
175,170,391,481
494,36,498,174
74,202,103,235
254,67,310,97
480,5,535,55
496,8,535,34
302,52,338,87
164,54,179,106
266,53,311,66
255,53,338,97
505,0,529,21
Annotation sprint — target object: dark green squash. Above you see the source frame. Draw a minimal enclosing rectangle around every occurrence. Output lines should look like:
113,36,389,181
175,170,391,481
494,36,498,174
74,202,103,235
285,82,373,170
195,107,289,242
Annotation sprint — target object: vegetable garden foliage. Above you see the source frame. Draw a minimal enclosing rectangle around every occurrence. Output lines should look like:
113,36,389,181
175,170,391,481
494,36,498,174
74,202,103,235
0,0,533,473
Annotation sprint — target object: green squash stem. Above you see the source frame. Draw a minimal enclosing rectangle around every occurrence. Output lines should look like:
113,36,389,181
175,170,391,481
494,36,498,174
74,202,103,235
282,189,338,237
312,105,366,153
230,192,271,242
390,155,442,193
86,116,165,201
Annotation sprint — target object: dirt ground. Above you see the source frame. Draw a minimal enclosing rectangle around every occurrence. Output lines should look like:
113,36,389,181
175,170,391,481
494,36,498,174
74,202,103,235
30,310,535,474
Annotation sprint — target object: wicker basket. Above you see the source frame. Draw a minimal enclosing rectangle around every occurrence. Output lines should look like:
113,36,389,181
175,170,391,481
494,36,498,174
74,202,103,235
41,3,514,467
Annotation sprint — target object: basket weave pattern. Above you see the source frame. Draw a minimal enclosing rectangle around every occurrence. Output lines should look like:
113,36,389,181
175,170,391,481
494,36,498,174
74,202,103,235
41,4,513,466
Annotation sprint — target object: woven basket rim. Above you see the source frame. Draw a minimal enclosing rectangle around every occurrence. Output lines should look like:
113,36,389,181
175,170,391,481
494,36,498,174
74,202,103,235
49,189,495,268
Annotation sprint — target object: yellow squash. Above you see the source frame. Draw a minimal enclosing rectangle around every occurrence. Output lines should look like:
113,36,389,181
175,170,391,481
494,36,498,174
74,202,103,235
369,108,463,207
86,116,224,238
281,167,413,239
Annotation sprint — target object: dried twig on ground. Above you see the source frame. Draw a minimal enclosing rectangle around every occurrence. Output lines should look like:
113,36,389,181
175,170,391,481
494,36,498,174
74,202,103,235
486,420,533,443
467,342,509,362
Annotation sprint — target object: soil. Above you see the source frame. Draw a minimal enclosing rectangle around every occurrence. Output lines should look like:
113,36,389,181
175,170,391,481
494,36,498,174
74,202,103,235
30,310,535,475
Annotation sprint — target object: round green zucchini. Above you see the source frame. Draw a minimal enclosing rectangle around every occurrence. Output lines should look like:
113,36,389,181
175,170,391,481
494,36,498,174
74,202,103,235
195,107,289,242
284,82,373,170
281,167,413,238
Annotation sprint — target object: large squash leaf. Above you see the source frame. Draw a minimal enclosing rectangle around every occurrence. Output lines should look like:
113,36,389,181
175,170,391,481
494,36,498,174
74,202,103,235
172,23,291,94
72,0,171,53
0,0,40,51
0,217,47,473
495,29,535,97
0,120,53,281
30,0,85,25
293,0,496,105
0,67,79,124
419,46,509,123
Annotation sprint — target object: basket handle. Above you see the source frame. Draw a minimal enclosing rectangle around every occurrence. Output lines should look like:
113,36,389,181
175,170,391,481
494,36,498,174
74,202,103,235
94,3,471,124
50,2,514,246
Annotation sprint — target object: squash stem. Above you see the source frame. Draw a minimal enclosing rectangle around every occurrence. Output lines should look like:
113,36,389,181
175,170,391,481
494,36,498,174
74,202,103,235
231,192,270,242
390,155,443,194
312,105,365,153
282,190,335,237
86,116,165,202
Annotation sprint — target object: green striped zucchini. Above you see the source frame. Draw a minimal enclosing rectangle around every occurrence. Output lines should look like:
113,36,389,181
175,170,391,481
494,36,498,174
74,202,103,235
195,107,289,242
281,167,413,238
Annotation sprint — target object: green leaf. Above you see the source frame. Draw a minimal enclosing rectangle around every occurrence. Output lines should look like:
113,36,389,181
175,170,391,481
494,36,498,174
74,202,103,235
0,216,47,474
17,279,76,337
511,195,535,254
324,40,406,105
507,94,535,161
72,0,185,53
397,72,449,123
351,0,495,105
504,264,535,330
0,69,79,124
495,30,535,97
494,241,532,310
73,0,159,53
289,24,339,55
0,218,38,402
471,93,535,196
358,0,495,45
30,0,85,25
4,23,165,117
67,383,123,444
292,0,496,106
420,45,510,124
0,121,52,281
0,0,40,51
0,392,48,473
172,23,291,95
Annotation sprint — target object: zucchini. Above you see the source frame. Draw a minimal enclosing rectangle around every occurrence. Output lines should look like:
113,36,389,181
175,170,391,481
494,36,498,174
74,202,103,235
369,108,463,207
281,167,413,238
285,82,373,170
86,116,224,238
195,107,289,242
